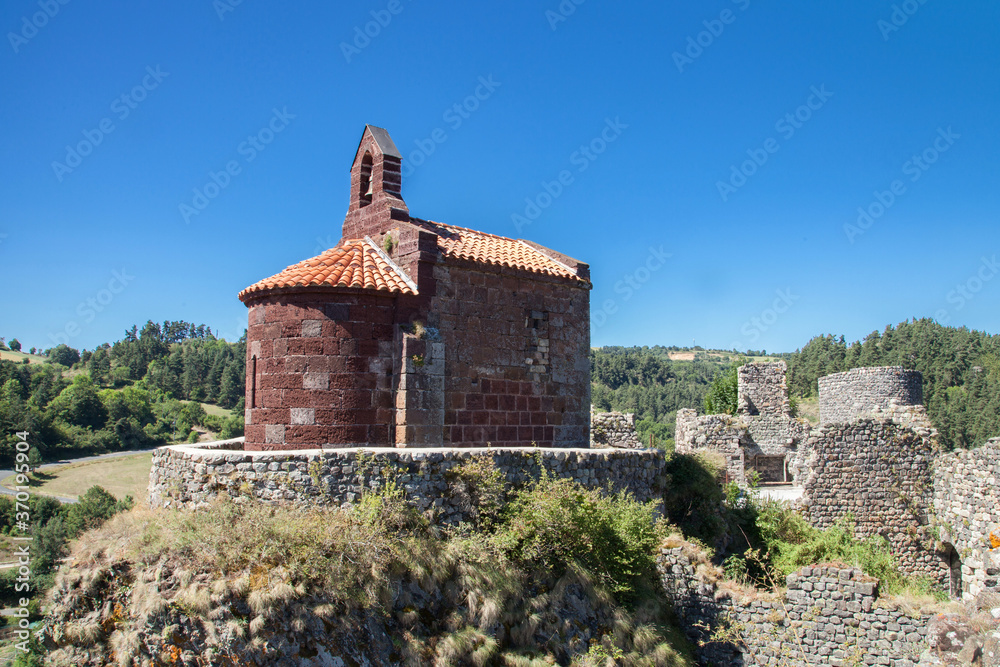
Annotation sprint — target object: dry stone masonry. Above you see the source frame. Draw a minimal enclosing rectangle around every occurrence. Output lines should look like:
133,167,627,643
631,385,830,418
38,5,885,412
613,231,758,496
589,409,642,448
658,543,931,666
802,414,944,583
818,366,922,425
148,439,666,522
676,362,810,484
933,437,1000,601
738,361,792,417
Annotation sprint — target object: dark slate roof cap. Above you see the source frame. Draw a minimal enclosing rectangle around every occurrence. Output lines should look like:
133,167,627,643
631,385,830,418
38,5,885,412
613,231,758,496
365,125,402,159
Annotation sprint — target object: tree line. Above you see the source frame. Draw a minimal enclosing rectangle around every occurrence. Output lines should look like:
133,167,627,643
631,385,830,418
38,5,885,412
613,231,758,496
0,320,245,465
783,318,1000,449
592,320,1000,452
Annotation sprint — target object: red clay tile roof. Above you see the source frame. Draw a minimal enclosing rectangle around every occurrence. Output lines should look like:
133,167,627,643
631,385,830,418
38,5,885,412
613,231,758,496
238,238,416,300
415,219,588,283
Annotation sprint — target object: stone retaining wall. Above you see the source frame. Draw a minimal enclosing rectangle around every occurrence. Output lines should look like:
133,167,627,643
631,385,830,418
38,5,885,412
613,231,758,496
148,439,666,523
658,546,931,666
818,366,923,425
933,437,1000,601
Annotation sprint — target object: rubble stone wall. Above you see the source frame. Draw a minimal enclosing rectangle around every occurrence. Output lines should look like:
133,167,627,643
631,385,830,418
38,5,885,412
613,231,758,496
802,415,945,583
590,410,642,448
658,546,930,666
818,366,923,425
738,361,791,417
675,408,810,484
148,440,665,523
933,437,1000,601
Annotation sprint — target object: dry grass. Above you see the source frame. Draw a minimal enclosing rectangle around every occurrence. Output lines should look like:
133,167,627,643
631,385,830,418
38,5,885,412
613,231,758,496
0,533,20,563
881,589,962,618
5,452,152,501
795,395,820,425
48,496,696,666
0,349,46,365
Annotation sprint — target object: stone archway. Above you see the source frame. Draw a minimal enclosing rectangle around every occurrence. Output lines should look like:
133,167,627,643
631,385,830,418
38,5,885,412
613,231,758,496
942,543,962,599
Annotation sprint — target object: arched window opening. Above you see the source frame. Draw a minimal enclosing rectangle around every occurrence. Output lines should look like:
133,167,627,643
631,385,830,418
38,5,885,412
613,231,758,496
943,543,962,598
359,152,374,207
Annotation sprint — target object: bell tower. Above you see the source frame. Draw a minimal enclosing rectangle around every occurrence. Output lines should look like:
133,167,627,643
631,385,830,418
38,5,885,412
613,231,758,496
342,125,409,240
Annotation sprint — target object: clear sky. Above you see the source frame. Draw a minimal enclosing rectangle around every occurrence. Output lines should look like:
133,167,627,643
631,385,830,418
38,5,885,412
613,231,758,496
2,0,998,354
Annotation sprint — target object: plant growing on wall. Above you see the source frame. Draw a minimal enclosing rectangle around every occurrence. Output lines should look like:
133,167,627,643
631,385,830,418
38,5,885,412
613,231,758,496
704,358,747,415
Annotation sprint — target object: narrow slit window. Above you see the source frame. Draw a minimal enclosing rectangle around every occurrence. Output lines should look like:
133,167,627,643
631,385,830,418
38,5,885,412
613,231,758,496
250,355,257,408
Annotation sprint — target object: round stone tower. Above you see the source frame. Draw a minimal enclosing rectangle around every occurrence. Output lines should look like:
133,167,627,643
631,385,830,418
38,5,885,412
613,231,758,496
817,366,922,425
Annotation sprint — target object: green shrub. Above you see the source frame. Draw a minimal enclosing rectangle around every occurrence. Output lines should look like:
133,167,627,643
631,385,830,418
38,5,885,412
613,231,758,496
219,414,244,439
446,457,506,530
728,493,924,596
65,485,133,535
663,453,727,546
492,476,665,601
704,357,745,415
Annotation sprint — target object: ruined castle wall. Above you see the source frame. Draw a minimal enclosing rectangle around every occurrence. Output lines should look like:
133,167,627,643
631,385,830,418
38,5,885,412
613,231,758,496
148,441,665,522
590,410,642,448
933,437,1000,601
738,361,791,417
674,408,748,482
675,408,811,484
658,547,930,666
802,417,945,583
818,366,923,424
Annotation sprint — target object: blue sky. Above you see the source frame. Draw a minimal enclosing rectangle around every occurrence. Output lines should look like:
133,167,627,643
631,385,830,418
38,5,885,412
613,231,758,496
1,0,998,354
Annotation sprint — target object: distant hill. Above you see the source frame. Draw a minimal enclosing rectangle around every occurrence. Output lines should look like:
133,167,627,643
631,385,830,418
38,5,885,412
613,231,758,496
592,319,1000,451
784,318,1000,450
0,320,245,465
590,346,736,449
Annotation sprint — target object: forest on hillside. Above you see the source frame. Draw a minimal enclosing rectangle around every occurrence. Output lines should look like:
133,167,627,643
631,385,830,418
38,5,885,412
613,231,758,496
783,318,1000,450
592,319,1000,451
3,318,995,464
0,321,245,465
590,347,732,448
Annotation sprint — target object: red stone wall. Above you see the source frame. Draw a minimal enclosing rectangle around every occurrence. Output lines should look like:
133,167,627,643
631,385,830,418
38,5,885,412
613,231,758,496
243,292,397,451
429,263,591,448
